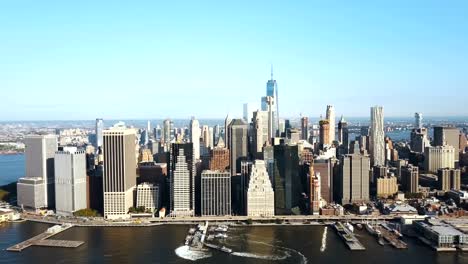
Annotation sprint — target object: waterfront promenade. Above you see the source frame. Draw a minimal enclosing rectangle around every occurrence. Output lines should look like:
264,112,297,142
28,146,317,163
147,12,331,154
21,213,399,227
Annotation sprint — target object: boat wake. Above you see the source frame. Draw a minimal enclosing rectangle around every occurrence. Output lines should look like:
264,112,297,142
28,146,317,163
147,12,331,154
174,245,212,261
231,252,290,260
320,227,328,252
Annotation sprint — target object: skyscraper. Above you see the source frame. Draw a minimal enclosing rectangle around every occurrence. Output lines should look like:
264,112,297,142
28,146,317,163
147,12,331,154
326,105,335,143
169,143,195,216
95,118,104,149
247,160,275,217
21,135,58,209
103,127,137,219
319,120,330,148
229,119,249,176
273,143,302,215
309,165,321,215
338,154,370,205
190,117,201,160
252,110,269,158
163,119,172,148
415,113,423,129
201,170,231,216
261,67,279,136
401,164,419,193
209,141,230,171
224,114,232,149
301,117,309,141
437,168,461,191
54,147,87,216
243,103,257,123
370,106,385,166
434,126,460,161
424,145,455,173
338,116,349,153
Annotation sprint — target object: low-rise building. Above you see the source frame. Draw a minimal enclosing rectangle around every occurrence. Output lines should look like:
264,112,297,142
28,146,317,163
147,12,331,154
414,218,468,249
17,177,46,210
136,183,159,213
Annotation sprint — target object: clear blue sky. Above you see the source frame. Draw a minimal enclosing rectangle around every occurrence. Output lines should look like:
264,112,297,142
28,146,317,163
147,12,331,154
1,1,467,120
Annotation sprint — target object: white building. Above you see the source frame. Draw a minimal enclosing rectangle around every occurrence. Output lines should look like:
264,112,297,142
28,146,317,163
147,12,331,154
425,145,455,173
19,135,57,209
190,118,201,160
136,183,159,213
370,106,385,166
17,177,46,209
252,110,269,155
201,170,231,216
54,147,87,216
171,149,193,216
103,127,137,220
247,160,275,217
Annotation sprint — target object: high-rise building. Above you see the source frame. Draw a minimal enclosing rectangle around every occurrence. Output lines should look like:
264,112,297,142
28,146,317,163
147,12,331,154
424,145,455,173
243,103,257,123
370,106,385,166
273,143,302,215
410,128,430,153
19,135,58,209
319,120,330,148
169,143,195,216
163,119,172,146
213,125,220,146
136,183,159,213
301,117,309,141
190,117,201,160
247,160,275,217
209,139,230,171
17,177,46,209
54,147,87,216
434,126,460,160
338,116,349,153
103,127,137,219
437,168,461,191
229,119,249,176
309,165,321,215
401,164,419,193
95,118,104,149
313,158,336,203
326,105,335,143
208,127,214,149
261,67,279,136
338,154,370,205
415,113,423,129
201,125,210,148
376,176,398,198
252,110,269,158
201,170,231,216
224,115,232,150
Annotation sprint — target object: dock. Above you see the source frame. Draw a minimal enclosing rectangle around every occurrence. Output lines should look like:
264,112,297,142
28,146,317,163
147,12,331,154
333,222,365,251
376,225,408,249
7,224,84,252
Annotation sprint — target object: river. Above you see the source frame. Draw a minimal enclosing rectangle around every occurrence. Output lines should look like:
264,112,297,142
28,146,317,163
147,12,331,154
0,154,24,186
0,222,467,263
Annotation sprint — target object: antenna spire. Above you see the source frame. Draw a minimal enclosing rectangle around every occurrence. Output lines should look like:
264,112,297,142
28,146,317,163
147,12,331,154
270,64,273,80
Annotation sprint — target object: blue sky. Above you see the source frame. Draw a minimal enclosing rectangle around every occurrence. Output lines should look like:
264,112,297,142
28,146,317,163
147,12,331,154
1,1,467,120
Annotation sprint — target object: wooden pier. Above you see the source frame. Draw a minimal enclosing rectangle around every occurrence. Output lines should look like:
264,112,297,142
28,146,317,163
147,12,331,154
7,224,84,252
376,226,408,249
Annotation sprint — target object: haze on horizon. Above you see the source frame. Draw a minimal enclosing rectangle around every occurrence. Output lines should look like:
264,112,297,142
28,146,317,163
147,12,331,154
1,1,467,121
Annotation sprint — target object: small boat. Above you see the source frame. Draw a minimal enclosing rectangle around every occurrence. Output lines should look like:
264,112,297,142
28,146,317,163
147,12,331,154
220,246,233,253
215,233,228,239
393,229,403,238
365,223,377,236
378,237,385,246
214,226,228,232
345,222,354,233
356,224,363,230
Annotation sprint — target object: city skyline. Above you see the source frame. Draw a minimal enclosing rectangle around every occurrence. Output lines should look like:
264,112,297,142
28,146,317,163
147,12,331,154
1,1,468,120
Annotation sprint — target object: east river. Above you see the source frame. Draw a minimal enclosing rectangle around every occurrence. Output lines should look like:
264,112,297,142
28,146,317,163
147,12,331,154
1,221,467,264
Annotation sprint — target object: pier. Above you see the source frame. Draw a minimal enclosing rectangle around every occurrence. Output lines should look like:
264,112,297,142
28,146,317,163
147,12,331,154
376,225,408,249
333,222,365,251
7,224,84,252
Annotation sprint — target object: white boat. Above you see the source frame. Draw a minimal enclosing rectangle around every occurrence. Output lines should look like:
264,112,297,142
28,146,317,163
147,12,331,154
215,233,228,239
214,226,228,232
345,222,354,233
365,223,377,235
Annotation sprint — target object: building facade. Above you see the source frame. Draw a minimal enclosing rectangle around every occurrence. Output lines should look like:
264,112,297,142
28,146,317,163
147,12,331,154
338,154,370,205
54,147,87,216
169,143,195,216
424,145,455,173
103,128,137,219
370,106,385,166
201,170,231,216
17,177,46,209
401,164,419,193
326,105,335,143
229,119,249,176
136,183,159,213
247,160,275,217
